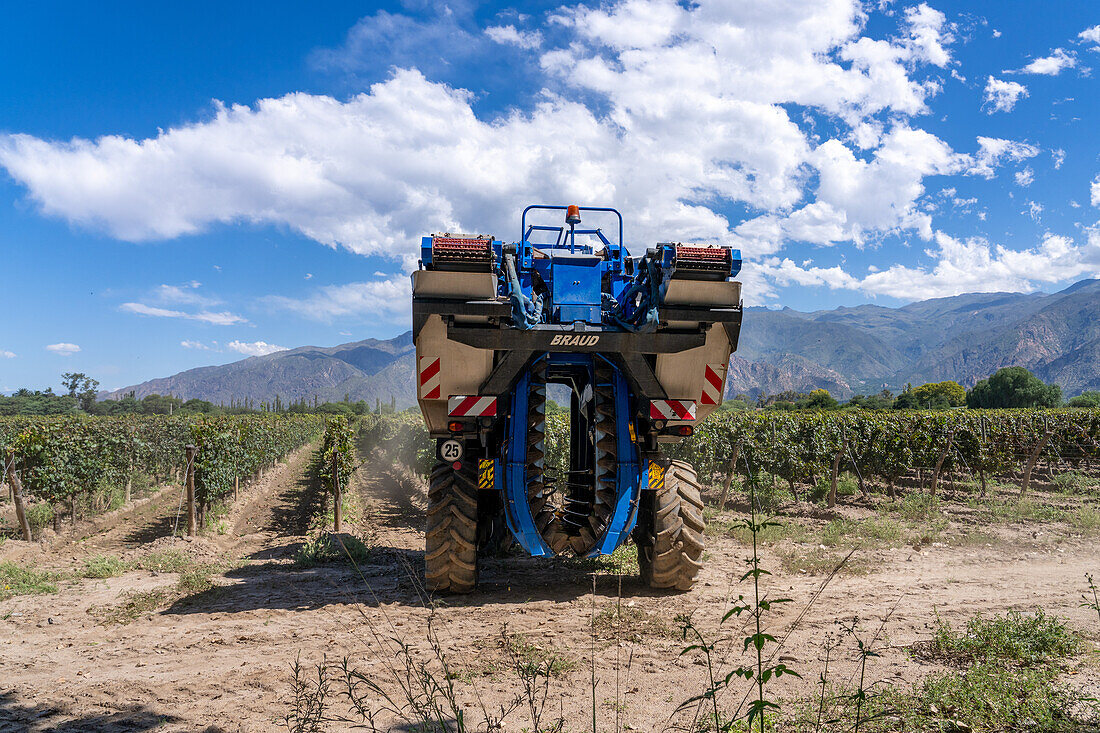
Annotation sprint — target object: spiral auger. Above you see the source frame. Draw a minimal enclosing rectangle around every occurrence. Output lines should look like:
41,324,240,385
586,361,619,550
525,357,571,554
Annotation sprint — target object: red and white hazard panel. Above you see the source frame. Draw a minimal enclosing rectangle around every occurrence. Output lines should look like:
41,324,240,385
700,363,727,405
650,399,696,420
419,357,441,400
448,395,498,417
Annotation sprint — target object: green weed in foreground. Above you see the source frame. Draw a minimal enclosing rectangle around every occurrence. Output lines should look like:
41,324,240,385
81,554,131,578
781,546,866,576
137,549,193,573
1053,470,1100,495
24,503,54,536
295,531,372,568
881,663,1082,733
0,561,62,600
820,517,905,548
887,493,942,522
503,633,576,677
563,542,639,575
929,609,1080,666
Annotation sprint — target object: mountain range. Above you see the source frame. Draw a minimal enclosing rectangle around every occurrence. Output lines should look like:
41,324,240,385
108,279,1100,405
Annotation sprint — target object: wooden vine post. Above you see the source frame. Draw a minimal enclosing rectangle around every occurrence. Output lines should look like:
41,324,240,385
828,447,844,509
1020,429,1055,497
185,444,197,537
7,462,33,542
717,442,742,509
332,453,343,532
929,428,956,497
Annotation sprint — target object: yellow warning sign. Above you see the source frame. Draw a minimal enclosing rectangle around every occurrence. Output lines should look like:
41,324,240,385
647,461,665,490
478,459,495,490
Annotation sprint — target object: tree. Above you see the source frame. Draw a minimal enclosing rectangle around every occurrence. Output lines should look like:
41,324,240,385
912,380,966,408
716,398,749,412
966,367,1062,409
848,391,894,410
797,388,838,410
61,372,100,412
893,389,919,409
1067,391,1100,408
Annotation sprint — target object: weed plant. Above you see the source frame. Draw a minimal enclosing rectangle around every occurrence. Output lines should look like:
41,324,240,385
0,561,62,599
929,609,1081,666
677,455,799,733
81,554,131,578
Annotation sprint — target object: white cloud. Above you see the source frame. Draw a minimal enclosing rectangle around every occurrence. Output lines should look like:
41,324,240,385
1092,175,1100,208
264,276,411,322
0,0,962,268
46,342,81,356
1017,48,1076,76
120,302,247,325
1026,200,1043,221
767,230,1100,301
227,340,286,357
967,137,1040,178
180,340,213,350
155,281,219,306
1014,168,1034,187
862,231,1100,299
486,24,543,50
0,350,15,359
982,76,1027,113
1052,148,1065,169
1078,25,1100,46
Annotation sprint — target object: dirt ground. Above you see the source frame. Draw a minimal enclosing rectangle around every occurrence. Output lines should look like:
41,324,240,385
2,444,1099,732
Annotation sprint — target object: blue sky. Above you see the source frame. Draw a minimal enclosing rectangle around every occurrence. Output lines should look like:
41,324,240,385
1,1,1098,393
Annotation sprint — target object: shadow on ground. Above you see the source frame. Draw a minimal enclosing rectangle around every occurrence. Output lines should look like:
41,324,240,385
161,540,674,616
0,692,188,733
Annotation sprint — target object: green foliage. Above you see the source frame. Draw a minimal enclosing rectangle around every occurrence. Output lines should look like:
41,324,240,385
1068,390,1100,408
912,380,966,408
24,502,54,535
671,407,1100,496
968,366,1062,408
318,416,357,489
81,554,131,578
0,561,62,599
796,389,838,410
192,414,323,511
358,410,432,476
886,663,1079,733
847,389,894,410
929,609,1081,666
0,389,78,416
0,414,321,527
295,532,371,568
138,549,194,573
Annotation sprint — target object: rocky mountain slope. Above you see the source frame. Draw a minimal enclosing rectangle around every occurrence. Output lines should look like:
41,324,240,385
108,333,417,407
110,279,1100,405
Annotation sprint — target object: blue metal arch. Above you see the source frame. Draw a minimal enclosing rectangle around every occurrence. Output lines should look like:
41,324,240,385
500,354,641,558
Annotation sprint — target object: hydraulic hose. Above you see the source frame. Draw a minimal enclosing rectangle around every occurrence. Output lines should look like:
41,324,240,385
503,251,542,329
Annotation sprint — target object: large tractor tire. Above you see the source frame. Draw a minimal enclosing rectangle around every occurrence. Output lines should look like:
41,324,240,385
425,459,479,594
635,460,705,591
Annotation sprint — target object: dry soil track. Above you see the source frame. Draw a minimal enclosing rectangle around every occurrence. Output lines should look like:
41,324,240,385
1,445,1099,731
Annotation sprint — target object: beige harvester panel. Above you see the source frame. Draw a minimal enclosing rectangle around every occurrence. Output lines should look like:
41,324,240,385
655,279,742,426
412,270,496,435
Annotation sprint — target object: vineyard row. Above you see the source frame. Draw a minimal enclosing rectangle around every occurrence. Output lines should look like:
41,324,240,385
2,414,325,534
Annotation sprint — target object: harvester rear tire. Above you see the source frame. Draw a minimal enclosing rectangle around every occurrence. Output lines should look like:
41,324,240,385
635,460,705,591
425,459,479,594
